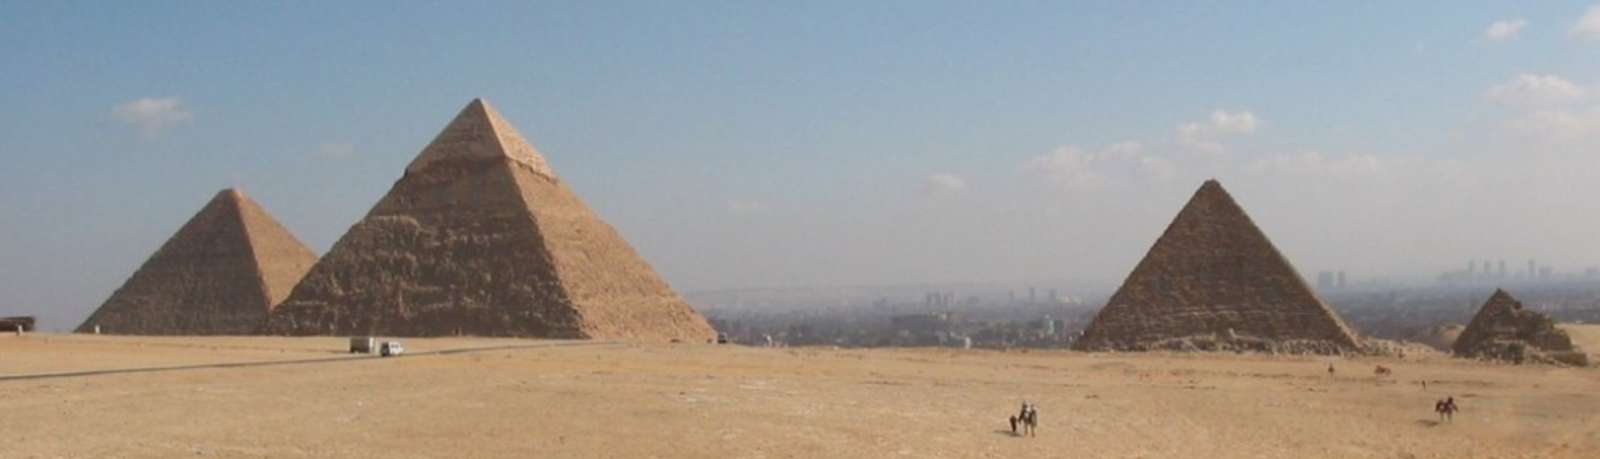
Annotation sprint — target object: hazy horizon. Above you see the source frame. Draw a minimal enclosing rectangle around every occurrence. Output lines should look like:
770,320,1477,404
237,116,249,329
4,2,1600,329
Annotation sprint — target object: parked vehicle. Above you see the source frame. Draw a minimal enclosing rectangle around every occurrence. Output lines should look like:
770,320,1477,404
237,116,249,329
380,340,405,357
349,336,376,354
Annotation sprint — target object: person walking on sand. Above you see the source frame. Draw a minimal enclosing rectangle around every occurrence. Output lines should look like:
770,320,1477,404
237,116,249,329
1024,403,1039,437
1442,396,1457,423
1008,402,1027,436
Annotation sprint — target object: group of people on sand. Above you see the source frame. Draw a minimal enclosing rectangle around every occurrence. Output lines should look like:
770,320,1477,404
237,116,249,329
1007,402,1039,437
1327,363,1463,424
1002,365,1462,437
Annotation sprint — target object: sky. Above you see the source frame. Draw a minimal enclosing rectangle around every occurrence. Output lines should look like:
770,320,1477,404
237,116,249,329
2,1,1600,329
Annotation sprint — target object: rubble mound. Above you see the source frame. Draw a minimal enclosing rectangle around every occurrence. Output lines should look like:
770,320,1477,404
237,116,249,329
77,189,317,335
1410,324,1465,352
1453,289,1588,366
263,99,715,342
1359,338,1444,359
1073,180,1360,355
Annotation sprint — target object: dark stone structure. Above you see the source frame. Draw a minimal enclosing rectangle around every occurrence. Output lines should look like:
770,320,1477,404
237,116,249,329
263,99,715,341
1453,289,1588,366
1073,180,1360,354
1,316,35,332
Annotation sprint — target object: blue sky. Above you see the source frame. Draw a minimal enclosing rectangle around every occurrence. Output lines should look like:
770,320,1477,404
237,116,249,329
3,1,1600,329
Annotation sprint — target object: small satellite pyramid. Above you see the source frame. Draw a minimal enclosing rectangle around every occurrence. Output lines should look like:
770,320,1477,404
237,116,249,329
77,189,318,335
1453,289,1587,366
1073,180,1360,353
263,98,716,341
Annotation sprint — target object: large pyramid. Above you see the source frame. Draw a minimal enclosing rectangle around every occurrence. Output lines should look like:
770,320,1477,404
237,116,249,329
77,189,318,335
1453,289,1588,366
262,99,716,341
1073,180,1360,354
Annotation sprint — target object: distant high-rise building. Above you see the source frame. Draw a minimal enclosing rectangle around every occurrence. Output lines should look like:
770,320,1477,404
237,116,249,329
1529,259,1537,278
1336,271,1347,289
1029,286,1036,304
1498,260,1507,279
1048,289,1058,303
1317,271,1335,290
1468,260,1477,275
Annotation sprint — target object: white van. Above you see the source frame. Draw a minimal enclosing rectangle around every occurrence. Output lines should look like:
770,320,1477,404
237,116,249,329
379,340,405,357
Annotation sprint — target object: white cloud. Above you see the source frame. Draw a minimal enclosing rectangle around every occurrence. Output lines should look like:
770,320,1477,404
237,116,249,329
111,97,192,135
1023,143,1179,190
314,142,357,159
1177,109,1259,153
1023,146,1108,190
1485,18,1528,41
1208,110,1259,133
1486,74,1588,107
1572,5,1600,41
1505,107,1600,143
727,199,768,214
924,173,968,195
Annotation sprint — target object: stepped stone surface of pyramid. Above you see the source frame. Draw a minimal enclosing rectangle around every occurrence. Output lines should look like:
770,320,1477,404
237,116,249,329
1073,180,1360,354
263,99,715,341
1453,289,1588,366
77,189,318,335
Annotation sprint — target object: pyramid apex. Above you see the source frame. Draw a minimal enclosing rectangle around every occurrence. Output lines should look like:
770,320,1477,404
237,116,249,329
404,99,554,179
1486,288,1519,306
1184,179,1241,210
202,188,250,211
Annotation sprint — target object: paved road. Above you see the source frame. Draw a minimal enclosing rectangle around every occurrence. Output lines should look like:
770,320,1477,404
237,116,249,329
0,340,619,383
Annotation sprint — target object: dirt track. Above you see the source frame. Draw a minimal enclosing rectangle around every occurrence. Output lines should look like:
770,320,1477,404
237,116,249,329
1,334,1596,458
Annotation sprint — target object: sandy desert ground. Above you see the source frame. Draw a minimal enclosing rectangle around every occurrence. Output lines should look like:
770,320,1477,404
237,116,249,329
1,333,1597,458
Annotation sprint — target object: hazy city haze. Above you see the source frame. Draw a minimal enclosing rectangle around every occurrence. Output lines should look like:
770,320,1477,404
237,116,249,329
3,2,1600,329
